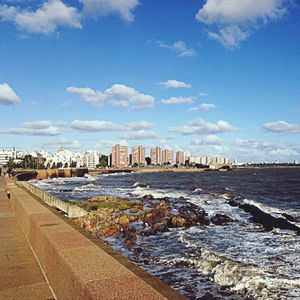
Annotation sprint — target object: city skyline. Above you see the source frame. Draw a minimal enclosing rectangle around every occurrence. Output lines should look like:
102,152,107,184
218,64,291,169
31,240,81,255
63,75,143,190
0,0,300,163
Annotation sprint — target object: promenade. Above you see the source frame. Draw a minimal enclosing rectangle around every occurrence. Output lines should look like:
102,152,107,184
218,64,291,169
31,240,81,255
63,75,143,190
0,177,55,299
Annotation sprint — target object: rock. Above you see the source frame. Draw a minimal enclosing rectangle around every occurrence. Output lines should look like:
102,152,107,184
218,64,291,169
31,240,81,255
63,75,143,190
140,194,154,201
171,216,187,227
211,214,234,225
88,195,128,203
119,214,130,225
99,225,121,237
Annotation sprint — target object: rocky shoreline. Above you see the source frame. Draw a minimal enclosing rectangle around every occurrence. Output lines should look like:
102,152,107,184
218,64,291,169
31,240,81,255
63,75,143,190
73,193,235,249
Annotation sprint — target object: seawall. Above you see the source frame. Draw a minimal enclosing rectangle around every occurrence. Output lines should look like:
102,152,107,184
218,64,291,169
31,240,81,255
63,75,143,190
4,176,186,299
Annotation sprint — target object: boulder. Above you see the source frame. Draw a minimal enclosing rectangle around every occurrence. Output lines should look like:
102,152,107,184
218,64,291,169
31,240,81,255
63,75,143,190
211,214,234,225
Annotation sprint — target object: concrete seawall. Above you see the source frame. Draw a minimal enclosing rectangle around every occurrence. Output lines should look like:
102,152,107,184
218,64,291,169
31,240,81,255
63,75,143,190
4,176,186,299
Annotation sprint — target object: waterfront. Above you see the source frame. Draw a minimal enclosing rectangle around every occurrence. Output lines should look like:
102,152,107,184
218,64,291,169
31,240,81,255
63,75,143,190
32,168,300,299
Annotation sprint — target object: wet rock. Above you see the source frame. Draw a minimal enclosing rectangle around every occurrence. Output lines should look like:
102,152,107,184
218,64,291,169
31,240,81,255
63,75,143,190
171,216,187,227
240,203,300,234
99,225,121,237
281,213,296,222
211,214,234,225
140,194,154,201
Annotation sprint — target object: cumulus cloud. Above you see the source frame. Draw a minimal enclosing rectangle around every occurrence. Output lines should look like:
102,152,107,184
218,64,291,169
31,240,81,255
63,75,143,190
42,138,82,149
80,0,139,22
157,40,196,57
158,80,192,89
23,120,66,129
118,130,159,140
67,84,154,110
262,120,300,134
71,119,154,132
169,117,237,135
125,121,153,130
196,0,289,49
199,92,208,97
190,103,217,112
4,127,60,136
0,83,20,105
161,97,195,105
191,135,223,145
234,139,299,161
1,119,64,136
71,120,126,132
0,0,82,34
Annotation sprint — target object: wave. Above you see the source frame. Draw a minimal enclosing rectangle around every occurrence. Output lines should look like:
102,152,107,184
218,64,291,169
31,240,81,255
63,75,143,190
130,186,188,199
132,182,150,188
190,249,300,299
193,187,203,193
74,183,98,191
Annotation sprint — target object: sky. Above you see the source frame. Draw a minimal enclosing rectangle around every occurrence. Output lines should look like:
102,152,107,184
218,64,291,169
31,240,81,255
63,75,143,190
0,0,300,162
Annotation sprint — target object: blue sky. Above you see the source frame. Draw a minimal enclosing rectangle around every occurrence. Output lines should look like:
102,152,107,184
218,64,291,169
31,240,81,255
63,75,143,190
0,0,300,162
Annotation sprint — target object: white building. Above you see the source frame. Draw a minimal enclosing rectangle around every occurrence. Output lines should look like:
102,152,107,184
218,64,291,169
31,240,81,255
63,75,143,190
83,151,99,168
0,148,16,166
44,148,84,168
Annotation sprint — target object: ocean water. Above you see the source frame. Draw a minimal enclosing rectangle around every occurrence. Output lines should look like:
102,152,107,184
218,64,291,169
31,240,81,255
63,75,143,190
31,168,300,299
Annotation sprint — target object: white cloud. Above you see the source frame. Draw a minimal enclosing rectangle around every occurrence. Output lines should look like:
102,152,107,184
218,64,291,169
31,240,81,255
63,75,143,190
191,135,223,145
169,117,237,135
2,119,64,135
67,84,154,110
262,120,300,134
189,102,217,112
234,139,299,161
4,127,60,136
125,121,153,130
208,25,249,49
71,120,126,132
43,138,82,149
196,0,289,49
23,120,66,129
199,92,208,97
199,103,217,110
0,0,82,34
80,0,139,22
158,80,192,89
161,97,195,105
157,40,196,57
118,130,159,140
0,83,20,105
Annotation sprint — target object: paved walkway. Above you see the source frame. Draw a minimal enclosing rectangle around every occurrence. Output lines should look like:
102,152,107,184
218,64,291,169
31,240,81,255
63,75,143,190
0,177,55,300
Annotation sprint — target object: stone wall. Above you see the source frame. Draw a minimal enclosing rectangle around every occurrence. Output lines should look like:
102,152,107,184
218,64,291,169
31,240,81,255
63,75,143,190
4,177,186,300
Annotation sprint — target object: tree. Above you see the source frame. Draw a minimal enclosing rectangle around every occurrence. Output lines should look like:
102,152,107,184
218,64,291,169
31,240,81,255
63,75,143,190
98,155,108,168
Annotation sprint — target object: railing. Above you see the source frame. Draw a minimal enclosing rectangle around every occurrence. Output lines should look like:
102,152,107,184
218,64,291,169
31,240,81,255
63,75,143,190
20,182,88,218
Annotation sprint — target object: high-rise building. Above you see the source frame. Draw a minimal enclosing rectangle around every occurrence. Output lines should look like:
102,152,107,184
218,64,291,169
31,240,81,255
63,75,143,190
83,150,99,168
111,144,128,168
162,149,173,164
131,146,145,166
176,151,185,165
150,147,162,165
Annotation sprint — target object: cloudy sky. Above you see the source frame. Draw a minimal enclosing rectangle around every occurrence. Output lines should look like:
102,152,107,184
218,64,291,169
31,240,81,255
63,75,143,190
0,0,299,162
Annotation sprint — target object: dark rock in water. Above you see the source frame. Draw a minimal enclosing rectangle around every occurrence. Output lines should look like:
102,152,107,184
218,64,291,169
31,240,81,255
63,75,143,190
211,214,234,225
177,203,209,226
228,200,239,207
281,213,296,222
240,203,300,234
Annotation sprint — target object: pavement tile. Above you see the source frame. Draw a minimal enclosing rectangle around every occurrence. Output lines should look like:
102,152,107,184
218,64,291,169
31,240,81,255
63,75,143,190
0,283,54,300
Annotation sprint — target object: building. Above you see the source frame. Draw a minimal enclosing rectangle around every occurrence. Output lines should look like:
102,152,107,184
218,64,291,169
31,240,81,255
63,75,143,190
111,144,128,168
131,146,145,166
83,151,99,168
176,151,185,165
0,148,16,166
150,147,162,165
43,148,84,168
162,149,173,164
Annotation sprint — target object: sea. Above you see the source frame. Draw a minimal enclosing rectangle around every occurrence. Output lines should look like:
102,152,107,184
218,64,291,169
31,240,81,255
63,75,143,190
31,168,300,300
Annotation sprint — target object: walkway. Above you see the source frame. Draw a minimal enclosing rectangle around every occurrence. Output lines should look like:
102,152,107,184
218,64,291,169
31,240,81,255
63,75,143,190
0,177,55,300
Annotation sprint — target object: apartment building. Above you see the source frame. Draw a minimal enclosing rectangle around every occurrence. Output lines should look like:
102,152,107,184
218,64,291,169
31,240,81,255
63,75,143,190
111,144,128,168
150,147,162,165
131,146,145,166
